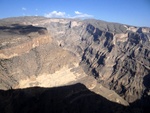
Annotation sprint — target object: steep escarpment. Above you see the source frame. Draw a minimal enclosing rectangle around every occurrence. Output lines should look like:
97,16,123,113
47,20,150,103
0,21,130,108
0,24,51,59
80,25,150,103
0,17,150,112
32,18,149,103
0,24,85,90
0,24,52,89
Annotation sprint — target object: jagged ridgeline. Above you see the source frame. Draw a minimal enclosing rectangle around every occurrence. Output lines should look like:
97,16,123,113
0,16,150,113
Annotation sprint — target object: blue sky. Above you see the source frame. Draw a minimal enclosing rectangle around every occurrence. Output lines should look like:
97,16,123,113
0,0,150,27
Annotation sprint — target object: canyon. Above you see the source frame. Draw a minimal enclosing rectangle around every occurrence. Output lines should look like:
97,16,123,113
0,16,150,113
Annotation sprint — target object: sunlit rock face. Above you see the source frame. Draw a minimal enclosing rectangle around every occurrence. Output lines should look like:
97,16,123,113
0,25,51,59
0,17,150,110
0,24,86,90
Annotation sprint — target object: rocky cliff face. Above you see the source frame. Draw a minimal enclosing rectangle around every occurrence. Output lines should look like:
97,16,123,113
0,21,128,106
14,17,149,103
0,25,51,59
0,16,150,112
0,23,86,90
81,25,150,103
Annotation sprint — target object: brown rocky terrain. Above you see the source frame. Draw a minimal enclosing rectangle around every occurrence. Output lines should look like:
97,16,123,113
0,16,150,112
0,24,84,90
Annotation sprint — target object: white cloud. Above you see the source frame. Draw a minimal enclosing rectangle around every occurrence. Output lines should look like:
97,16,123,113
22,7,27,11
72,11,93,19
44,10,93,19
75,11,82,15
44,11,66,18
